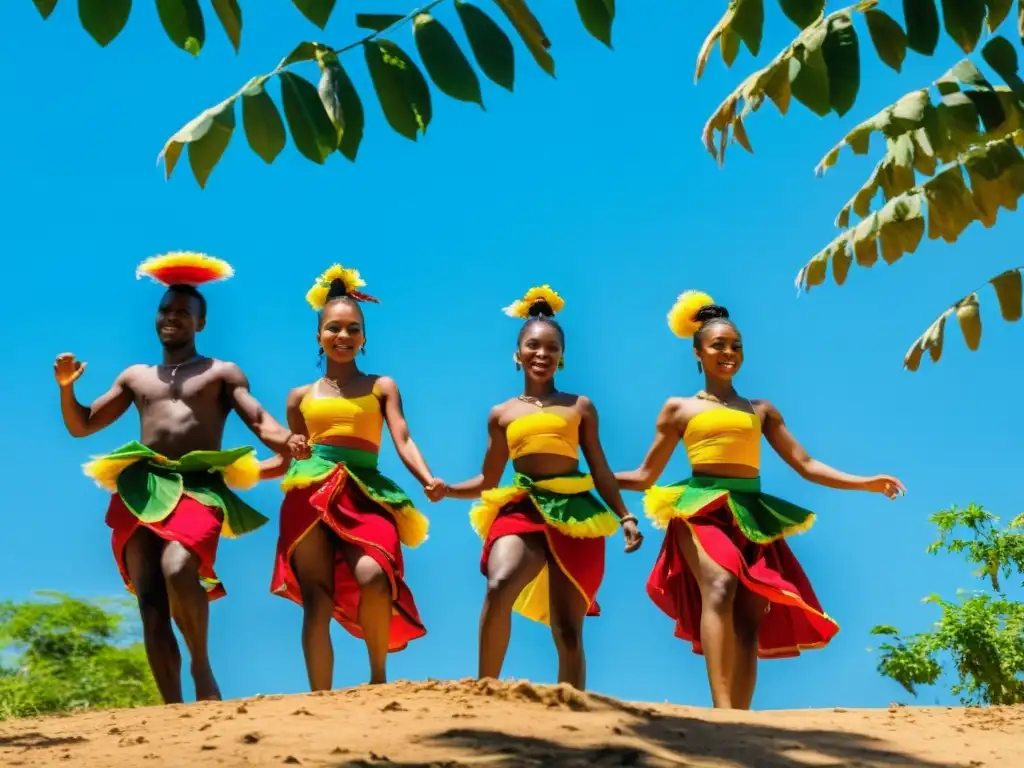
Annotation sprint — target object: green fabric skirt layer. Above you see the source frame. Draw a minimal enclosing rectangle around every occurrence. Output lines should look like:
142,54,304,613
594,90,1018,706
280,443,428,548
83,441,268,538
469,471,621,540
643,475,815,543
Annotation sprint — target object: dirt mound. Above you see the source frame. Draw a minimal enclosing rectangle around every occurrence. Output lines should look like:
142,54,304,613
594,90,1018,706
1,679,1020,767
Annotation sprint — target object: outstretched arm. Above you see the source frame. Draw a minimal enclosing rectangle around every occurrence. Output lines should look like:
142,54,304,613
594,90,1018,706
260,387,310,480
579,397,643,552
223,362,294,454
54,354,134,438
762,401,905,497
615,399,681,491
444,406,509,500
378,377,438,489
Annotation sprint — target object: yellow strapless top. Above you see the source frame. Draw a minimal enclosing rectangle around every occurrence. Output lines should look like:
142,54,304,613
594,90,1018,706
507,408,580,460
683,407,761,469
301,381,383,448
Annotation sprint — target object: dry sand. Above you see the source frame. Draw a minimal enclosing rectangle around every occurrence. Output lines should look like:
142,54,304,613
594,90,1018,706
1,678,1020,767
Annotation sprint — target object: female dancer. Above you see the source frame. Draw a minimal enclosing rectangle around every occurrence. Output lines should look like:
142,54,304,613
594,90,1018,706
261,264,444,690
615,291,904,710
442,286,643,689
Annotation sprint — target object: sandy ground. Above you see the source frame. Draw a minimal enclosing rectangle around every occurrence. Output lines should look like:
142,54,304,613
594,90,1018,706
0,679,1020,767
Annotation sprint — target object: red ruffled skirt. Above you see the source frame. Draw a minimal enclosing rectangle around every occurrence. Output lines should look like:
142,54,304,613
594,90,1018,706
106,493,226,600
647,501,838,658
271,479,425,652
482,499,605,621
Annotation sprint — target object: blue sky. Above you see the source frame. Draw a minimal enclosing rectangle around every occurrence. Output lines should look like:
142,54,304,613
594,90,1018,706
2,3,1021,710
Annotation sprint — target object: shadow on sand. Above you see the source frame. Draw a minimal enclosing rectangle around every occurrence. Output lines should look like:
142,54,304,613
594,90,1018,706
0,732,87,749
332,701,961,768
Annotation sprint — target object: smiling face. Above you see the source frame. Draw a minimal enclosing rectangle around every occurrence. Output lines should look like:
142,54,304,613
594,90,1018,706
694,320,743,381
155,289,205,350
517,320,563,384
318,299,365,364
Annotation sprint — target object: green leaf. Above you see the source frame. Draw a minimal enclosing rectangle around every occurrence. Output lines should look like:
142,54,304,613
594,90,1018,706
413,14,484,107
241,81,286,164
941,0,986,52
279,71,337,164
789,38,831,117
493,0,555,77
116,463,183,524
355,13,405,32
158,96,236,181
779,0,826,29
363,40,433,141
210,0,242,53
455,1,515,91
575,0,615,48
290,0,336,29
983,0,1014,31
187,101,235,188
155,0,205,56
32,0,59,19
316,53,365,161
865,9,908,72
78,0,132,47
731,0,765,57
822,13,860,117
904,0,940,54
278,41,321,69
982,35,1022,87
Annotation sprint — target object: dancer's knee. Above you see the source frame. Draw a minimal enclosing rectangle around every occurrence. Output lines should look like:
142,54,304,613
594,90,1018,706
484,571,522,609
354,559,390,598
551,620,582,655
161,542,199,594
702,572,738,613
299,579,335,620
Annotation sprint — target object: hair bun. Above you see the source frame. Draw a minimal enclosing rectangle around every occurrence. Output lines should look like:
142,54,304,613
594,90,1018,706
694,304,729,323
502,285,565,319
326,278,349,301
527,299,554,318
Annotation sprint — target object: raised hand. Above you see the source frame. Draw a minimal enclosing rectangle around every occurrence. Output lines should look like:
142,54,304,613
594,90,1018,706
864,475,906,499
54,353,86,387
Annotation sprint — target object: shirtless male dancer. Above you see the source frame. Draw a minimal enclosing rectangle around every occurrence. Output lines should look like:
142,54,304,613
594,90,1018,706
55,253,305,703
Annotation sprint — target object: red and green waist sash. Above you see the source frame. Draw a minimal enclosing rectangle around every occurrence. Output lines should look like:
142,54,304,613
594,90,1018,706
281,443,428,548
643,475,815,543
83,441,267,538
470,471,621,540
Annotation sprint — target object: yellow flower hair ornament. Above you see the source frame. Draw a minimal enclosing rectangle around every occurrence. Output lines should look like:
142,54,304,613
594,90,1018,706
136,252,234,287
306,264,380,311
502,285,565,319
667,290,716,338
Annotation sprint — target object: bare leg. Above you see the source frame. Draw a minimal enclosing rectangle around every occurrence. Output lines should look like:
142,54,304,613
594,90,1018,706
672,523,739,709
124,529,183,704
339,541,393,685
547,555,589,689
478,533,547,680
291,523,337,692
161,541,220,701
731,587,768,710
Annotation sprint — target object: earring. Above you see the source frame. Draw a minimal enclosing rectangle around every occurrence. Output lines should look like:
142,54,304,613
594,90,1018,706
696,361,703,374
513,354,521,371
557,359,565,370
317,349,325,369
361,343,367,356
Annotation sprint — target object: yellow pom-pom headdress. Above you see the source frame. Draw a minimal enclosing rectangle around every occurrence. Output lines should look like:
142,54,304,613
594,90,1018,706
667,290,716,338
502,285,565,319
306,264,380,311
136,252,234,287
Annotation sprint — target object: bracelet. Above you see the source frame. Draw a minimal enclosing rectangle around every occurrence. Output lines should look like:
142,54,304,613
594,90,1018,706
619,514,638,526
